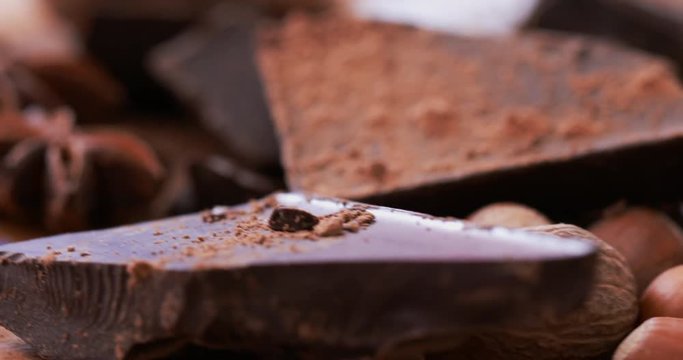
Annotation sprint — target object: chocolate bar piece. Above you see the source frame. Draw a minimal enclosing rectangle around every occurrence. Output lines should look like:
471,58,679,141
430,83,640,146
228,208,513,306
190,155,282,209
0,193,596,359
257,14,683,218
150,4,281,169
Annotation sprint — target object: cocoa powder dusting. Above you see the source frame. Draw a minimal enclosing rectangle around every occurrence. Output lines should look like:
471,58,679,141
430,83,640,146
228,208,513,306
258,14,683,198
180,201,378,263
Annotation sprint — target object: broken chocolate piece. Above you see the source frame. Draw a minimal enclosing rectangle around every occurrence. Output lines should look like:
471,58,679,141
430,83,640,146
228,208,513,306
268,207,319,231
190,155,282,209
0,193,596,359
258,14,683,217
150,4,280,168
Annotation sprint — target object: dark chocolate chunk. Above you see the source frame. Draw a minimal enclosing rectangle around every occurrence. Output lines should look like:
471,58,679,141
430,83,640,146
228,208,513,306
190,155,282,209
0,193,596,359
149,4,280,168
257,14,683,218
268,206,319,231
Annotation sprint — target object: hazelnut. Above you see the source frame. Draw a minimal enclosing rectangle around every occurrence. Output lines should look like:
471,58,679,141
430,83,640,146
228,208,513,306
589,207,683,293
640,265,683,321
395,225,638,359
614,317,683,360
467,202,551,228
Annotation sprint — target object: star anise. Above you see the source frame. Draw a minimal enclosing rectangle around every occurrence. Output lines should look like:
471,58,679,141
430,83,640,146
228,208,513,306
0,69,164,232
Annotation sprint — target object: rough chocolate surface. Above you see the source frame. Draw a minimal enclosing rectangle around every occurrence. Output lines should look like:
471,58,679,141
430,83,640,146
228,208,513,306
258,14,683,216
0,193,596,359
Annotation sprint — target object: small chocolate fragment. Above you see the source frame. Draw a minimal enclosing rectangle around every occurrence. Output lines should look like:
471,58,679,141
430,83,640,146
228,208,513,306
313,217,344,236
268,207,319,231
0,193,596,359
258,14,683,218
201,206,229,223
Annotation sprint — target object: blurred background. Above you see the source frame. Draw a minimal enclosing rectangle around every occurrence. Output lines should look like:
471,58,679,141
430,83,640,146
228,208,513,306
1,0,682,239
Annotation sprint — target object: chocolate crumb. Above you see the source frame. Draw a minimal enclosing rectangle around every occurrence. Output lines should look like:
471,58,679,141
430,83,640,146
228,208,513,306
343,221,361,233
201,206,230,223
80,252,90,257
315,206,376,237
314,217,344,237
66,246,75,252
268,207,320,232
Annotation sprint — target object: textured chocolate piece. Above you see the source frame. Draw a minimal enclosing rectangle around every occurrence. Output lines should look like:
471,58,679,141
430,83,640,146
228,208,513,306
258,15,683,217
0,193,596,359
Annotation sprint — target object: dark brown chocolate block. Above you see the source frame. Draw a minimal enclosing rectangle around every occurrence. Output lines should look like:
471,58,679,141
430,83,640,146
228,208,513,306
0,193,596,359
150,5,281,169
258,14,683,218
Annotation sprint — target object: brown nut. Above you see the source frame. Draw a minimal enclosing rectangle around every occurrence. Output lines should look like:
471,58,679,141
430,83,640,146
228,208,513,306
589,207,683,293
614,317,683,360
640,265,683,321
467,202,551,228
410,224,638,359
